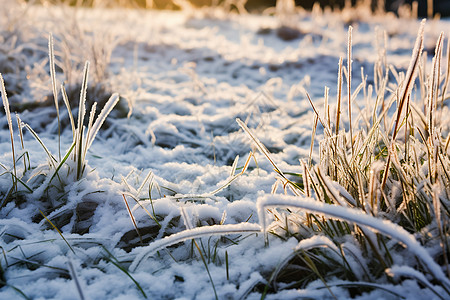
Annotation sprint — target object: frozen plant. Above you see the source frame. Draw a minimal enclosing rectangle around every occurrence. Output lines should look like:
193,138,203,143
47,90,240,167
237,19,450,298
1,34,119,220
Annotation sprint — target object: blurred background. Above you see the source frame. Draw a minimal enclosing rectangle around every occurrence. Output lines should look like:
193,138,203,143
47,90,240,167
29,0,450,17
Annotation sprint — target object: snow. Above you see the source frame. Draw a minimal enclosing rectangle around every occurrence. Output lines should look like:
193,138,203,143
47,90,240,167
257,193,450,289
0,1,449,299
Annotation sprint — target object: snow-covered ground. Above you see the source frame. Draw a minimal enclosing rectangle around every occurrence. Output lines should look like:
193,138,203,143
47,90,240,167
0,1,449,299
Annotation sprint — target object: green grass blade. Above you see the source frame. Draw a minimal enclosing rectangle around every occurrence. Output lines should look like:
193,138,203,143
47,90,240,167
23,124,57,168
49,141,76,185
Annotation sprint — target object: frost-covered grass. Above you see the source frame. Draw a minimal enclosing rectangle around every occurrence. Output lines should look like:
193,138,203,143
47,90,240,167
0,1,449,299
236,18,450,298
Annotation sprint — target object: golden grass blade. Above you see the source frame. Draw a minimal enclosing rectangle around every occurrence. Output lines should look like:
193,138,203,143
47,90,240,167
236,118,287,180
347,26,354,156
391,19,425,140
382,19,425,191
300,159,311,197
441,38,450,104
309,114,318,167
125,192,160,226
427,32,444,137
445,133,450,154
324,86,330,131
316,166,353,207
122,194,143,246
208,152,252,196
332,55,344,133
305,92,333,139
39,209,75,254
230,155,239,177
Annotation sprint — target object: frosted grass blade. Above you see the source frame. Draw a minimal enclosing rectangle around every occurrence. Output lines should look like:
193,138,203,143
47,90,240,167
49,33,61,160
130,223,261,271
0,73,16,185
83,102,96,162
86,93,119,150
382,19,425,190
236,118,287,180
61,84,76,141
391,19,425,140
136,170,153,197
76,62,89,180
257,194,450,289
387,265,446,300
347,26,354,156
23,123,57,169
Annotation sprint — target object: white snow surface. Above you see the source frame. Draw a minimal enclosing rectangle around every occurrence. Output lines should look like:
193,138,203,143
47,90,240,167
0,2,449,299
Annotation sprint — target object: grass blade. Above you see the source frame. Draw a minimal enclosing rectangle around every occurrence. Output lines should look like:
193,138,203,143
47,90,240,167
381,19,425,191
0,73,17,190
236,118,287,180
130,223,261,272
391,19,425,140
49,141,76,185
39,210,75,255
61,84,76,141
101,247,148,298
336,56,343,136
76,62,89,180
347,26,354,156
49,33,61,161
122,194,143,246
85,93,119,151
67,259,85,300
257,194,450,290
23,123,57,168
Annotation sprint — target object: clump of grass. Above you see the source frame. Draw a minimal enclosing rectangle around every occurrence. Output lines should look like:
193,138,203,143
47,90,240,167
1,34,119,226
22,36,119,192
237,19,450,298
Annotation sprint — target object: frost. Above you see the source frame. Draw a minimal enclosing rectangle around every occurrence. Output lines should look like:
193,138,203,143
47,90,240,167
0,2,449,299
257,194,450,289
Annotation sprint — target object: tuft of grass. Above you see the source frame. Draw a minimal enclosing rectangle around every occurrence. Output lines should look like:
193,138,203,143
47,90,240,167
237,19,450,298
24,35,120,186
0,34,119,231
